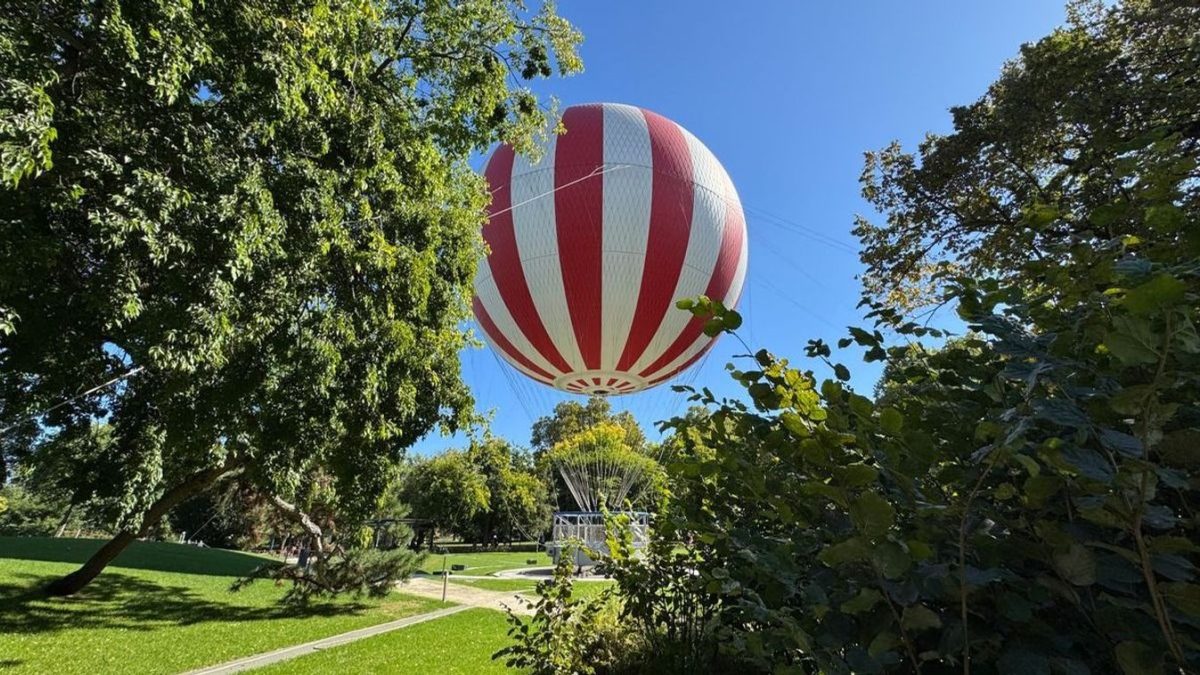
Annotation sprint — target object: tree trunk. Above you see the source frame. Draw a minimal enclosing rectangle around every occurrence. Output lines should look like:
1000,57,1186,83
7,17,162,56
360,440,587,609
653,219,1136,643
45,458,243,596
54,503,75,537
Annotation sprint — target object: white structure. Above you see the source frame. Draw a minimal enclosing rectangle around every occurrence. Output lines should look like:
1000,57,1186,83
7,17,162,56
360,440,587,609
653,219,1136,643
548,511,651,567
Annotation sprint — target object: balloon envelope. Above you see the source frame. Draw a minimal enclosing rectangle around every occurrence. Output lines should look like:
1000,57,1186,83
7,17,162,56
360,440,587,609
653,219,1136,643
473,102,748,395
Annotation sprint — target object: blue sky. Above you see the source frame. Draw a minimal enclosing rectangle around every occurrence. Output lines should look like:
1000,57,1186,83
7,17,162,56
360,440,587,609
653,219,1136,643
413,1,1067,455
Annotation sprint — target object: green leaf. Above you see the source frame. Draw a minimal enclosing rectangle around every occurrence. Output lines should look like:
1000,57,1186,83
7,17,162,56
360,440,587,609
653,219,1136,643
872,541,911,579
1053,544,1096,586
832,463,878,487
819,537,872,566
850,492,895,537
879,408,903,436
833,363,851,381
840,588,882,614
1013,453,1040,476
1122,273,1186,315
1104,316,1160,365
1160,582,1200,616
1114,641,1162,675
900,604,942,632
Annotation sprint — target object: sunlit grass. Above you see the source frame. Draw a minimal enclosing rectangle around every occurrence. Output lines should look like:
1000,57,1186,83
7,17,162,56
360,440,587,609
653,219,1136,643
0,537,447,675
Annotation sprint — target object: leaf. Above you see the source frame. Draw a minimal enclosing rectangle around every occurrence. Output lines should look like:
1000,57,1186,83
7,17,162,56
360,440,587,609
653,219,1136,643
879,408,903,436
1013,453,1041,476
1053,544,1096,586
833,363,851,381
832,463,878,487
1122,273,1186,315
1104,316,1160,365
841,588,882,614
1033,399,1091,429
1160,582,1200,617
1024,475,1061,507
900,604,941,632
819,537,871,566
850,492,895,537
872,541,911,579
1099,428,1144,457
1060,447,1115,482
1114,641,1162,675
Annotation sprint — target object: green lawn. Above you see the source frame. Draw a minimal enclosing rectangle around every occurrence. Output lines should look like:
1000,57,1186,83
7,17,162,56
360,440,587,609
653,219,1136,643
252,608,513,674
0,537,448,675
447,576,616,601
418,549,551,576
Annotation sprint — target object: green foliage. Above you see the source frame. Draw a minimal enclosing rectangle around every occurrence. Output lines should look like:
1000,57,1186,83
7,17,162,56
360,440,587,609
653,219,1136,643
855,0,1200,310
0,484,69,535
0,0,581,590
553,3,1200,672
402,450,490,539
542,423,663,511
494,545,631,675
403,437,550,543
531,396,648,455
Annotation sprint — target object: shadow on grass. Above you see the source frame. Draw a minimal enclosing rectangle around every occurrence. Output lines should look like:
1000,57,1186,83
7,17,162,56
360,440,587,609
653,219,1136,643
0,537,278,577
0,571,372,637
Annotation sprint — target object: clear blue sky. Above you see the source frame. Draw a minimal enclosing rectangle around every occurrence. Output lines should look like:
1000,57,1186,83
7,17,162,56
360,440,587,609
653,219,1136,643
413,1,1067,455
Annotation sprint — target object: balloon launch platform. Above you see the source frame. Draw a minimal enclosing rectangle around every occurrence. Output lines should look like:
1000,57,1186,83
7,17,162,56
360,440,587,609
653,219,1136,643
548,511,650,567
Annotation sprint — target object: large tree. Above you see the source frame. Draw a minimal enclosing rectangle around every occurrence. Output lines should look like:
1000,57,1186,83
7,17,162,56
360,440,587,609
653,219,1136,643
856,0,1199,309
0,0,580,595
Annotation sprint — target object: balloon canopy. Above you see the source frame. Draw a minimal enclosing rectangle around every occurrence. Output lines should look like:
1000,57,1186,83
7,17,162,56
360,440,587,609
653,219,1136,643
473,102,748,396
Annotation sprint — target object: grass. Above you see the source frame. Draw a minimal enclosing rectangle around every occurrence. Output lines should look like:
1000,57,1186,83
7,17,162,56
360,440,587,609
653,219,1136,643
0,536,449,675
447,576,616,601
252,608,513,674
418,549,551,576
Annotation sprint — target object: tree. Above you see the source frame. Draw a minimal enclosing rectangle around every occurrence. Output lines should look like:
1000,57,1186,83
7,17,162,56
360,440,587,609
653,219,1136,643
465,436,551,544
402,437,551,544
401,451,490,541
542,423,662,512
531,397,647,456
0,0,581,595
526,2,1200,671
856,0,1200,309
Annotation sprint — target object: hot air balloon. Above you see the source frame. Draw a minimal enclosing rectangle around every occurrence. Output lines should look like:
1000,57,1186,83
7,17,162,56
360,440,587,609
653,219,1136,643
473,102,748,396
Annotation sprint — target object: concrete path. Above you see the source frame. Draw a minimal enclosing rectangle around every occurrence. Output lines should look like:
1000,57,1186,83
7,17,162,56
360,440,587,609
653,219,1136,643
182,605,469,675
398,576,534,615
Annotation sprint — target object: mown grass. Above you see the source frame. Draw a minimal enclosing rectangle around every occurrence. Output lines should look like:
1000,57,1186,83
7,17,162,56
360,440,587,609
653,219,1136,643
0,537,447,675
417,549,551,576
447,576,616,601
252,608,513,674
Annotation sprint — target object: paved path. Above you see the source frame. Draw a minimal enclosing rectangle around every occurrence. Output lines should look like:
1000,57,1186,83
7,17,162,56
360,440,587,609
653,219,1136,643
399,576,534,614
182,605,469,675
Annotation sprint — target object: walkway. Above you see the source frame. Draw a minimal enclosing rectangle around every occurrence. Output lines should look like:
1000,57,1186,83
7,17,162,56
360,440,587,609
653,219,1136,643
182,605,469,675
398,576,534,614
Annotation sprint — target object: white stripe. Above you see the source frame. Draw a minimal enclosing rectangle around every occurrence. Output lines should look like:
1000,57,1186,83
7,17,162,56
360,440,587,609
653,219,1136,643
600,103,654,370
630,123,729,374
640,148,748,380
510,134,587,372
474,266,560,378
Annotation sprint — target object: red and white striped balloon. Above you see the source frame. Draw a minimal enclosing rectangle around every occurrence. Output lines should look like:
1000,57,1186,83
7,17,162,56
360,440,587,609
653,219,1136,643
473,102,748,396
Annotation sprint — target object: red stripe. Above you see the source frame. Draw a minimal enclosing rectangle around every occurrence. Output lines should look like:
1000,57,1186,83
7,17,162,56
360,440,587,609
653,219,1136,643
639,196,745,378
483,145,572,374
616,110,695,371
555,105,605,370
606,378,617,386
648,343,714,385
473,297,555,383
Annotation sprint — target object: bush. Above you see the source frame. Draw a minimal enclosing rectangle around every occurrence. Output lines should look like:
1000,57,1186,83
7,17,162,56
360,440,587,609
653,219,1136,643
494,545,639,674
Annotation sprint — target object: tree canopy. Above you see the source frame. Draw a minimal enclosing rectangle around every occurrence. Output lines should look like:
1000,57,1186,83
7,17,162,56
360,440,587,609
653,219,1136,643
0,0,580,594
508,1,1200,672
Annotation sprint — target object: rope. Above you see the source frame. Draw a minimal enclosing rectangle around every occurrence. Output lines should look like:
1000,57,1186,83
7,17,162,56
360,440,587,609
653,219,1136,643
0,366,145,436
